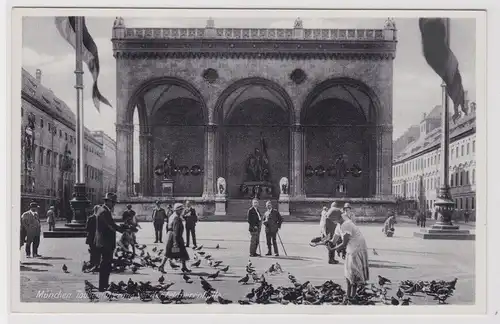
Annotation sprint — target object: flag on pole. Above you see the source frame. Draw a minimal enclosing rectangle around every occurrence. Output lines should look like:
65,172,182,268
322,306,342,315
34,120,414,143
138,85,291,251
419,18,467,120
54,16,112,112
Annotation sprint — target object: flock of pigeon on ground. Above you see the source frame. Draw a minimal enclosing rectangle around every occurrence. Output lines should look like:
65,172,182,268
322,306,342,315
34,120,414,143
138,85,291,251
72,242,459,305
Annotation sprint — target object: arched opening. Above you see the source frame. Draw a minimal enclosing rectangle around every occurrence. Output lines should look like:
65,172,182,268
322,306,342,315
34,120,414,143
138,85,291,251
301,78,379,198
214,78,294,199
125,77,208,197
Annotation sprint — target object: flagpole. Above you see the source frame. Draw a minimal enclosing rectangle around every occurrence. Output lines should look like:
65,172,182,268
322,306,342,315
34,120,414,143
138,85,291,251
435,17,455,226
69,16,90,226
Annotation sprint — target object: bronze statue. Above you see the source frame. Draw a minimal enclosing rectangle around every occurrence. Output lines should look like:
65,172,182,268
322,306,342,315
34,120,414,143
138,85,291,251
245,136,270,182
163,154,175,179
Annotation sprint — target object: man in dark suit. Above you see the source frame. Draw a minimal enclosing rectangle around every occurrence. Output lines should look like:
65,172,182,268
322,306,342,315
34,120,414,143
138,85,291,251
247,198,262,257
94,192,125,292
152,201,168,243
183,201,198,248
263,201,283,256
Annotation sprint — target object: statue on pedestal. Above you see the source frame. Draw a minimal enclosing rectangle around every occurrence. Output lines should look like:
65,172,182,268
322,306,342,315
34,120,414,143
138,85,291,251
245,135,270,182
280,177,289,195
217,177,226,196
163,154,175,179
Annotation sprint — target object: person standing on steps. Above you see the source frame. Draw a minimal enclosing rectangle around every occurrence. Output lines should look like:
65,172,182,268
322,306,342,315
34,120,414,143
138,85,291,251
247,198,262,257
152,200,168,243
183,201,198,248
263,201,283,256
46,206,56,231
94,192,127,292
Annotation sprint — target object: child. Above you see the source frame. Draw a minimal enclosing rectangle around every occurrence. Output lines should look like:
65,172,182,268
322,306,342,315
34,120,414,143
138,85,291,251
118,211,141,257
46,206,56,231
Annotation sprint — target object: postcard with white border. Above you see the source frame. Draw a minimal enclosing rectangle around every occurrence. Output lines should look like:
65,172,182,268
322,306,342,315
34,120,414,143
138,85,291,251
9,6,487,315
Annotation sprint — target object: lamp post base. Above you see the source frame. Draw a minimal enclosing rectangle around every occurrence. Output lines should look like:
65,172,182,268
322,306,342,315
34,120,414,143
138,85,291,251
414,186,475,240
43,183,90,238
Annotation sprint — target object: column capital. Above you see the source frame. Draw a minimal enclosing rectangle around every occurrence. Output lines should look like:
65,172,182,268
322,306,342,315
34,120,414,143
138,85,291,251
291,124,304,132
139,132,153,139
115,123,134,133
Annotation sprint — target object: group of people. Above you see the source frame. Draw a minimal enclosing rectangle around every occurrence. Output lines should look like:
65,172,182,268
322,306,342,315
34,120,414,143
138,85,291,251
20,203,57,258
312,201,370,300
83,194,199,291
247,199,284,257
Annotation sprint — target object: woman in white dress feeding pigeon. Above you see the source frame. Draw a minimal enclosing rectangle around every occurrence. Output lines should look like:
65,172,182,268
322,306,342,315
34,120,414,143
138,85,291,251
328,211,369,300
158,203,191,273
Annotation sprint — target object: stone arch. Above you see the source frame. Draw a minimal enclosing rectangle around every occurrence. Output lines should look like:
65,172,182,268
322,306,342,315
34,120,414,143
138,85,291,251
300,77,381,198
213,77,295,125
125,76,209,126
300,77,382,125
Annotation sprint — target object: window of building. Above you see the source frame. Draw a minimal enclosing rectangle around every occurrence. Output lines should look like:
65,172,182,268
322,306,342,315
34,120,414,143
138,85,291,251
465,197,469,210
21,108,24,117
48,123,51,132
461,145,464,156
472,169,475,184
53,152,57,168
472,197,475,210
467,143,470,155
59,130,62,137
450,174,454,187
451,148,454,159
473,140,476,153
39,147,44,164
466,171,470,185
40,118,44,128
456,147,459,158
455,173,459,187
65,132,68,140
46,150,51,166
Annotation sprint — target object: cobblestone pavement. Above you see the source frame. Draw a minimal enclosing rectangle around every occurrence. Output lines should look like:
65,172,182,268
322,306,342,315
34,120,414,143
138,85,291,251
20,222,475,305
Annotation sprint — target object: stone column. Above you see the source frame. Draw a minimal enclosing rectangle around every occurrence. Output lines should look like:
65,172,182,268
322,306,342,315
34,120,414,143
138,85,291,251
291,124,305,199
375,125,393,198
139,131,153,196
202,124,216,198
116,123,133,200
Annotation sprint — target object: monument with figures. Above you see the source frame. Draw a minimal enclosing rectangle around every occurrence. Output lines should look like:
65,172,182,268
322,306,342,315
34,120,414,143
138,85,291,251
154,154,175,198
240,136,273,199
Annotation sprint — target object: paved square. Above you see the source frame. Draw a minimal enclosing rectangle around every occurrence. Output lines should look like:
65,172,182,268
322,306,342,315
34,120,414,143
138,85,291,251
20,221,475,305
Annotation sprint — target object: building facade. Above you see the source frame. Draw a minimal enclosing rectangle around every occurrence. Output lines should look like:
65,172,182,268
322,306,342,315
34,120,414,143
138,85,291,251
91,131,117,194
392,103,476,220
20,68,111,218
111,17,398,221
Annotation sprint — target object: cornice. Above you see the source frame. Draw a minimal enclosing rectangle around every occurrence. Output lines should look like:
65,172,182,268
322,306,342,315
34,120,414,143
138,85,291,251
112,38,397,60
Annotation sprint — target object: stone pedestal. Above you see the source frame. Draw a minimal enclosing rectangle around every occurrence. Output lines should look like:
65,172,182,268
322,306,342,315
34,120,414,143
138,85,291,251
43,183,89,238
240,181,273,199
161,179,174,197
214,195,227,216
278,194,290,216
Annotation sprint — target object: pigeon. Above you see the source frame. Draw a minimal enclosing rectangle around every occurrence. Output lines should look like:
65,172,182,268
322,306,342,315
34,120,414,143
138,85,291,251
200,276,215,292
401,297,411,305
265,264,276,274
288,273,297,283
205,294,215,304
105,291,120,301
208,260,213,267
204,254,212,260
136,244,147,250
378,275,391,286
195,245,203,250
238,299,251,305
85,287,99,302
158,275,165,284
373,248,379,256
220,265,230,273
84,280,99,292
172,289,185,303
245,288,256,299
198,251,206,256
62,264,69,273
183,274,193,284
169,261,179,270
390,296,399,305
238,274,250,285
208,271,220,280
131,265,138,274
213,261,223,267
447,278,458,290
218,295,233,304
157,292,172,304
216,244,220,249
192,259,201,267
396,288,404,299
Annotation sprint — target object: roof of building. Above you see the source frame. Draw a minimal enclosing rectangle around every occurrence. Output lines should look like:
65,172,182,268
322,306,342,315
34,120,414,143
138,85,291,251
21,68,113,147
393,107,476,163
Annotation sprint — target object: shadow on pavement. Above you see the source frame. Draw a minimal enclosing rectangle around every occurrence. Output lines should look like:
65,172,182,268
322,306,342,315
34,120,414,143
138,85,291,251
20,262,53,267
39,256,70,260
369,262,413,269
264,255,323,261
20,265,49,272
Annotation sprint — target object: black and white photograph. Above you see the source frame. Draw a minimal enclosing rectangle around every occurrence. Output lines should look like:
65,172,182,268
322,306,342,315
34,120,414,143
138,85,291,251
8,6,488,315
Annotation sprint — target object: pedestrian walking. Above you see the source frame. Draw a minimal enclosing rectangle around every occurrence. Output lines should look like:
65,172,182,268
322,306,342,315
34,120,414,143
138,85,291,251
94,193,126,292
158,203,191,273
464,210,470,223
119,204,141,257
416,211,421,227
420,212,427,228
327,208,370,301
247,198,262,257
86,205,101,270
21,202,42,258
263,201,283,256
46,206,56,231
152,200,168,243
183,201,198,248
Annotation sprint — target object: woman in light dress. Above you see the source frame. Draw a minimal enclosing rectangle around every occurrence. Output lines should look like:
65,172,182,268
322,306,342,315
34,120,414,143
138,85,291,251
328,211,369,300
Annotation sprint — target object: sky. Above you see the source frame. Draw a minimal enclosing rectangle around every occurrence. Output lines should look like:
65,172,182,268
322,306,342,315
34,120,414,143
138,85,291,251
21,15,476,180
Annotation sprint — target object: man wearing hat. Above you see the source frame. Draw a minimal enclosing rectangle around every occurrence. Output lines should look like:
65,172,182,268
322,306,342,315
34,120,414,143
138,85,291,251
94,192,126,292
342,203,356,224
152,200,168,243
247,198,263,257
21,202,42,258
